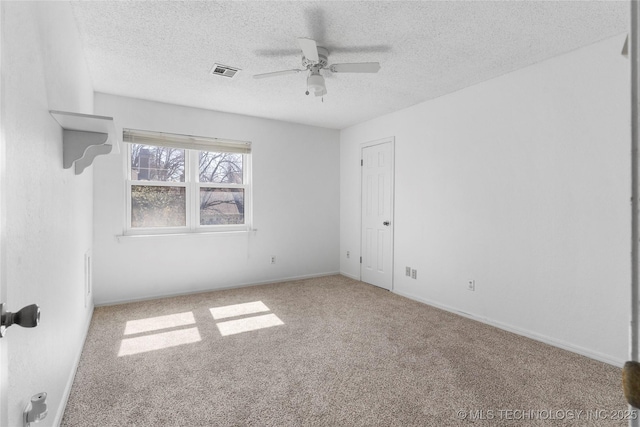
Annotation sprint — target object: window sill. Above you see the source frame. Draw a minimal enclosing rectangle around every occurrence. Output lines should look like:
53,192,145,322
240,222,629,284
116,229,257,243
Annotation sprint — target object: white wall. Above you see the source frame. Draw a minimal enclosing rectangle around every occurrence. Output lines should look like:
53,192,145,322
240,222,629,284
1,2,95,426
93,94,340,305
340,34,630,365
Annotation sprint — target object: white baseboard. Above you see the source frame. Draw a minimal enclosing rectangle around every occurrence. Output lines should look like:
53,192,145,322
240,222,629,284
53,303,94,426
339,271,359,281
393,289,624,368
95,271,341,307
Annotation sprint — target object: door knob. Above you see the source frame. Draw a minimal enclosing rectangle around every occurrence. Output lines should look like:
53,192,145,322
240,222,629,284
0,303,40,337
383,221,390,226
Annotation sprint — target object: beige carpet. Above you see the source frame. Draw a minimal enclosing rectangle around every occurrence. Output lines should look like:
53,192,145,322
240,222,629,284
62,275,628,426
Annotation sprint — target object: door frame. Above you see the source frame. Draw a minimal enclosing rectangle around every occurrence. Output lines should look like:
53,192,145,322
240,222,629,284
630,2,640,425
0,1,8,424
360,136,395,290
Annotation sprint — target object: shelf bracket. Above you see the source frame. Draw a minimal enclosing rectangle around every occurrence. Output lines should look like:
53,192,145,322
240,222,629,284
62,130,111,173
50,110,119,175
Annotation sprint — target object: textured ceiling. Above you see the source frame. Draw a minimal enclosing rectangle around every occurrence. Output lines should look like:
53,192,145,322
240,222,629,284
69,1,629,130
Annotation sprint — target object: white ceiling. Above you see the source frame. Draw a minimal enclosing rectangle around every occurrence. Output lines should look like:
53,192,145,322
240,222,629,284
69,1,629,130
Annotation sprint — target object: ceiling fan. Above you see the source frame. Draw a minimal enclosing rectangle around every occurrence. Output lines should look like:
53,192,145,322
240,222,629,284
253,37,381,97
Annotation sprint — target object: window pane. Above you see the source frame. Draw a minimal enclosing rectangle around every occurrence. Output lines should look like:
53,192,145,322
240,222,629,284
131,186,186,228
131,144,185,182
200,188,244,225
199,152,243,183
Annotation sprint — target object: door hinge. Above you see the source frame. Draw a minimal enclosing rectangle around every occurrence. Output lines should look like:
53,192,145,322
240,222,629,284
361,159,363,166
360,256,362,263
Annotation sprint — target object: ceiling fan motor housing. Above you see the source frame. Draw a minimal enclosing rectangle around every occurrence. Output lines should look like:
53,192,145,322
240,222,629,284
302,47,329,69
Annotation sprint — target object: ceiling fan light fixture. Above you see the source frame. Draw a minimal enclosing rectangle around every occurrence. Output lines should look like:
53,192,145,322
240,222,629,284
307,72,325,94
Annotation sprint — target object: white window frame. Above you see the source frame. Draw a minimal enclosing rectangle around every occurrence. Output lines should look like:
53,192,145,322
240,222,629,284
123,129,252,236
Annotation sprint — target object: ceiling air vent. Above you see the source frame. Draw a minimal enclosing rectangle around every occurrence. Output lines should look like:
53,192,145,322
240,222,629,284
210,63,240,79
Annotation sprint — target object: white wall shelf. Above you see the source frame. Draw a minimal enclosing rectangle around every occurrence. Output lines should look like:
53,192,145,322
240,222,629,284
50,110,119,175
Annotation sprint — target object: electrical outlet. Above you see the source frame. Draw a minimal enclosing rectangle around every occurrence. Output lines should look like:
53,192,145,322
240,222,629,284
347,251,350,259
467,280,475,291
406,266,411,276
270,256,276,264
411,269,417,279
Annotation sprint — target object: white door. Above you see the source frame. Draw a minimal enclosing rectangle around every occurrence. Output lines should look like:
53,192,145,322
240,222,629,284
361,140,394,290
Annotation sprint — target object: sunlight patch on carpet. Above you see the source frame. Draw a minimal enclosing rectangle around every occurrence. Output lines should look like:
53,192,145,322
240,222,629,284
209,301,271,320
118,327,201,356
124,311,196,335
216,313,284,336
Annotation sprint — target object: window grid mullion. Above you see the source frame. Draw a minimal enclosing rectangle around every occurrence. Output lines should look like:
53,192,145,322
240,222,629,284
189,149,197,231
243,153,251,228
126,143,132,231
129,181,188,188
198,183,246,189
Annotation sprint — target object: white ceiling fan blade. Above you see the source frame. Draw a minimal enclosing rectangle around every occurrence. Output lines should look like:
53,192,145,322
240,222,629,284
253,69,303,79
329,62,381,73
298,37,319,62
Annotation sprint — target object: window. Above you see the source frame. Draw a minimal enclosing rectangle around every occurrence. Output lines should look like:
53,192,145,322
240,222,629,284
124,129,251,234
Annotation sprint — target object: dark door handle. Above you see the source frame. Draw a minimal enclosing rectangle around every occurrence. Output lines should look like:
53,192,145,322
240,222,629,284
383,221,390,226
0,303,40,337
